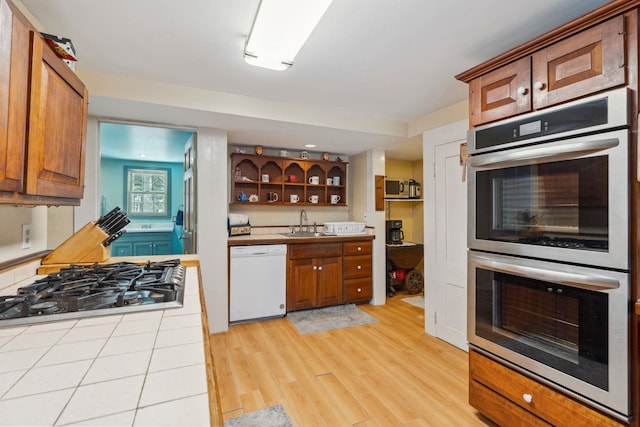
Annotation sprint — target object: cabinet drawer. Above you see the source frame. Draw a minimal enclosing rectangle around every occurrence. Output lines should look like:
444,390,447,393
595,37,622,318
343,255,371,279
470,350,622,426
469,379,551,427
343,240,372,256
289,242,342,259
344,277,372,302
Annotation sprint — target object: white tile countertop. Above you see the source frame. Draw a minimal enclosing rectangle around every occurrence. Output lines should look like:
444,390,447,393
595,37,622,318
0,267,211,426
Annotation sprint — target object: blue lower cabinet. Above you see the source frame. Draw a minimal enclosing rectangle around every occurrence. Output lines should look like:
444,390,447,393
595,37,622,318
110,232,173,257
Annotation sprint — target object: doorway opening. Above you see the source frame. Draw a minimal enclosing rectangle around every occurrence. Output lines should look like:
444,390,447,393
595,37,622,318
98,121,196,256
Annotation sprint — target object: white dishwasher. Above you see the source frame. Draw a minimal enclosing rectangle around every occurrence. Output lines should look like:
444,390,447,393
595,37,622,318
229,244,287,323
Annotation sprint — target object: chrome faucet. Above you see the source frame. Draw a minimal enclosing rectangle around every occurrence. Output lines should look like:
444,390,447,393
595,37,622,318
299,209,308,233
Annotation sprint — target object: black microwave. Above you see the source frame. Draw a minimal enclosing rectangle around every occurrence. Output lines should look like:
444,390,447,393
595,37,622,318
385,179,409,198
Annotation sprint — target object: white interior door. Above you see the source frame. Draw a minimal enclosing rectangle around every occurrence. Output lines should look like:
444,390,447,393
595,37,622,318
424,120,468,351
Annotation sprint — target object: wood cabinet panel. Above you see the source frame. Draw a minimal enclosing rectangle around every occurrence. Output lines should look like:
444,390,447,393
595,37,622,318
26,33,87,199
288,258,317,311
344,277,372,302
0,0,29,192
315,256,342,307
469,57,531,127
532,16,625,110
343,255,372,279
469,379,552,427
343,240,372,256
289,242,342,259
470,350,623,426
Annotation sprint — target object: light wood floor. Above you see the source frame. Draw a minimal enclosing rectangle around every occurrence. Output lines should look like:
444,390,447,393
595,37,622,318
209,294,496,426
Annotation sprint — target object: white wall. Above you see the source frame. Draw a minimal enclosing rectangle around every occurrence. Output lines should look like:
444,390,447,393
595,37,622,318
195,128,230,333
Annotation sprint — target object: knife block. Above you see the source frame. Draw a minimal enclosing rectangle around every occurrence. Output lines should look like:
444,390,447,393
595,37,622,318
42,222,111,265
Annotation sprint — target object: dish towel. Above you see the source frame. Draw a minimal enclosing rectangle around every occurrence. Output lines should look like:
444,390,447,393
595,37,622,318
175,209,184,226
228,213,249,226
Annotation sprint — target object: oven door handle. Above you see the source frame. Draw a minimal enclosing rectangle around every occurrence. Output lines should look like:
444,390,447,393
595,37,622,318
470,254,620,291
468,137,619,169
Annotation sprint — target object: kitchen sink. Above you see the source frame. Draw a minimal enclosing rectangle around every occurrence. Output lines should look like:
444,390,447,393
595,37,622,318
279,231,337,238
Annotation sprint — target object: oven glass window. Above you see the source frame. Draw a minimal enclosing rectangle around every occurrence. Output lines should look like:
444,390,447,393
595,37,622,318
476,156,608,250
475,268,608,390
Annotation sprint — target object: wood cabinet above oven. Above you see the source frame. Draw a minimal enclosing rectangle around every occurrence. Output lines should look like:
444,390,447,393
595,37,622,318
458,9,628,127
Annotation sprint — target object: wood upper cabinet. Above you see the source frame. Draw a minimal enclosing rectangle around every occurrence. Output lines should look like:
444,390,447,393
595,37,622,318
467,15,626,127
0,0,29,192
469,57,532,127
231,152,347,206
25,31,87,199
532,15,625,110
0,0,88,204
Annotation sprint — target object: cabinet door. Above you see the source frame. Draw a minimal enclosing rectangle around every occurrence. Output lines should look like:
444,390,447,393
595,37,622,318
287,258,317,311
316,256,342,307
111,242,133,257
25,32,88,199
153,240,172,255
133,241,155,256
469,56,531,127
0,0,29,192
532,16,625,110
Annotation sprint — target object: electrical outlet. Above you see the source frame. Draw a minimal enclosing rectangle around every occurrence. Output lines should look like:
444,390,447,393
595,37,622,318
22,224,31,249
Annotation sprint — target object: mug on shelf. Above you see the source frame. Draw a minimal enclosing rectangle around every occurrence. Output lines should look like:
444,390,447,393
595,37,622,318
288,175,298,183
267,192,279,202
261,174,269,182
236,192,248,202
308,176,320,185
290,194,300,203
332,176,340,186
330,195,341,204
327,178,333,185
308,195,319,204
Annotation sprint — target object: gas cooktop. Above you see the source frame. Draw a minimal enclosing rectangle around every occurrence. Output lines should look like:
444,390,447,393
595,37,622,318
0,259,185,327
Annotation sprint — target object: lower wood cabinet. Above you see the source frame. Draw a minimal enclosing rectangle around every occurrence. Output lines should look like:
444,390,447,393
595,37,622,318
287,242,342,311
469,349,623,427
286,239,373,311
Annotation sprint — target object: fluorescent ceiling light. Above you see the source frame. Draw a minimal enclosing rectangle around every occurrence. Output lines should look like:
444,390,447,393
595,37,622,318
244,0,333,71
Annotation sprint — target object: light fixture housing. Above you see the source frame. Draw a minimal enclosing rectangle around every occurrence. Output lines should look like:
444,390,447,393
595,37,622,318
244,0,333,71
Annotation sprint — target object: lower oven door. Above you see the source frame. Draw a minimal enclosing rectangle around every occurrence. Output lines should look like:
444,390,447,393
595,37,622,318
468,251,629,419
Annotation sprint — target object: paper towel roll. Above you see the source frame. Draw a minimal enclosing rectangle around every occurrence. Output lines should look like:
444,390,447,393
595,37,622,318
228,213,249,226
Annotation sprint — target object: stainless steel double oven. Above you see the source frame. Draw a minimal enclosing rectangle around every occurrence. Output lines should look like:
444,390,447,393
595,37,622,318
466,88,630,420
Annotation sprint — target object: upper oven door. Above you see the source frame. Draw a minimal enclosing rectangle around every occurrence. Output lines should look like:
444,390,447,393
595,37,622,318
468,128,628,270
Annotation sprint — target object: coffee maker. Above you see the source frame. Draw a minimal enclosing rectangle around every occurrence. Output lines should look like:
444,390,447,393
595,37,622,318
386,219,404,245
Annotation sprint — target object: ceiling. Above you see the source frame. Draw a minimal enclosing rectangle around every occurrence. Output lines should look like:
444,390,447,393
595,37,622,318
20,0,610,161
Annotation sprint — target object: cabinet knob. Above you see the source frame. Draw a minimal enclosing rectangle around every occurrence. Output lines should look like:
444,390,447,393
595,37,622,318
357,246,362,251
313,266,318,270
523,393,533,403
357,265,362,270
534,81,546,90
318,266,323,271
357,288,362,293
516,86,528,95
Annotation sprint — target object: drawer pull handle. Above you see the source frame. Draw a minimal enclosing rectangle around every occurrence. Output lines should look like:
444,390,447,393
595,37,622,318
523,394,533,403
